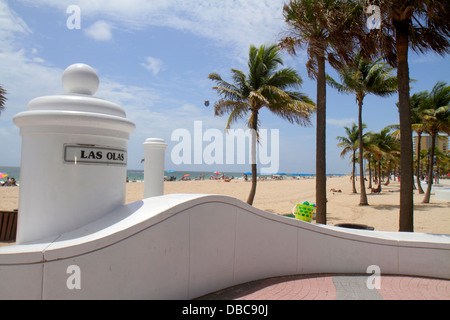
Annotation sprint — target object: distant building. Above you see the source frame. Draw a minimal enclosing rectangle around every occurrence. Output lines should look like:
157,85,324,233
413,135,449,155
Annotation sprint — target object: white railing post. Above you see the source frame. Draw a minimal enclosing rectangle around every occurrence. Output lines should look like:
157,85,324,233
143,138,168,198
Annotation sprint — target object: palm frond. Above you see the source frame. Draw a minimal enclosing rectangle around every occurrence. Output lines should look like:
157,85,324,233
223,103,249,131
214,99,248,118
209,43,313,136
209,72,244,102
326,74,352,94
0,85,7,114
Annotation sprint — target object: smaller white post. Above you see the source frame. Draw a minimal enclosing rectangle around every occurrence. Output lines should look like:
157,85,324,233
143,138,168,198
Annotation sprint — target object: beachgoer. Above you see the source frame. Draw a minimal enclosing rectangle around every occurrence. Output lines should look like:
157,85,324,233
3,177,12,186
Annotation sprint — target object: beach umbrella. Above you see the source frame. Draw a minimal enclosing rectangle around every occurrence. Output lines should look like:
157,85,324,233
214,171,221,175
0,172,7,179
243,172,252,175
183,174,190,177
166,170,175,173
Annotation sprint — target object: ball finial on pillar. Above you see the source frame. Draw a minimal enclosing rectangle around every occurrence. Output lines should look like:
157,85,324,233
62,63,99,95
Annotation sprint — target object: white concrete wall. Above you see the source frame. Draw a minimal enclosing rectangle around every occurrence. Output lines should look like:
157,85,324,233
0,194,449,299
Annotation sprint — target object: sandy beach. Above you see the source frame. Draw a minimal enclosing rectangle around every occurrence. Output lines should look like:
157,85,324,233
1,176,449,236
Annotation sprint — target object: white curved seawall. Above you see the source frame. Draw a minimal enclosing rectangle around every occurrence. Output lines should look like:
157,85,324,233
0,194,449,300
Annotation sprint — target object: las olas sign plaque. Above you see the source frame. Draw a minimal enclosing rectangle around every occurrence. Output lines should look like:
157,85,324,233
64,145,127,166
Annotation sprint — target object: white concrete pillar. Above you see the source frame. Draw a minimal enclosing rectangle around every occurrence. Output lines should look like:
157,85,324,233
143,138,168,198
13,63,135,244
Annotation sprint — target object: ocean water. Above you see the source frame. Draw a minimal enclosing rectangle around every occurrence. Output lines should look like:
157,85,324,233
0,166,326,183
126,170,250,182
0,166,268,183
0,166,20,182
127,170,252,182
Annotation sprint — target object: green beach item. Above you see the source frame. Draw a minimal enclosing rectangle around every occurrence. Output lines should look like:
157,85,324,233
292,202,316,222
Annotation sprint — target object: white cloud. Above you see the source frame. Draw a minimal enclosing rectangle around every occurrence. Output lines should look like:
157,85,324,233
174,103,202,116
327,118,356,128
84,20,113,41
0,43,63,164
32,57,45,63
0,1,31,34
0,124,14,137
0,0,31,50
29,47,45,63
141,56,163,76
17,0,287,60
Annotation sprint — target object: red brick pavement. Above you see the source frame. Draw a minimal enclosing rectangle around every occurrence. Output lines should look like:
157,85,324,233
233,275,337,300
198,274,450,300
377,275,450,300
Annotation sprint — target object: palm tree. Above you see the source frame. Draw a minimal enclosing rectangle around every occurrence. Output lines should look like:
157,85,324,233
357,0,450,232
364,141,375,189
431,146,448,184
0,85,7,115
421,81,450,203
363,131,381,189
436,146,450,181
327,53,397,205
370,127,400,189
208,44,315,205
410,91,429,193
337,123,361,193
419,148,430,179
280,0,360,224
392,90,430,192
384,150,400,185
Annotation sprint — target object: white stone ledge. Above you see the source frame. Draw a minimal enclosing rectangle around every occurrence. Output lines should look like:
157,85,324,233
0,194,448,299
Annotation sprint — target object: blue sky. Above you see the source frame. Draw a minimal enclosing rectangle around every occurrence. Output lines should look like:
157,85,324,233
0,0,449,174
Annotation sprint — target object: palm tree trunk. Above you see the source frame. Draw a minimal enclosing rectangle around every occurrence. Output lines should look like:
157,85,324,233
368,154,372,189
436,163,439,184
247,109,258,205
374,161,378,186
422,133,436,203
395,20,414,232
385,161,391,185
352,150,357,193
378,160,382,188
315,54,327,225
416,132,424,193
358,99,368,205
